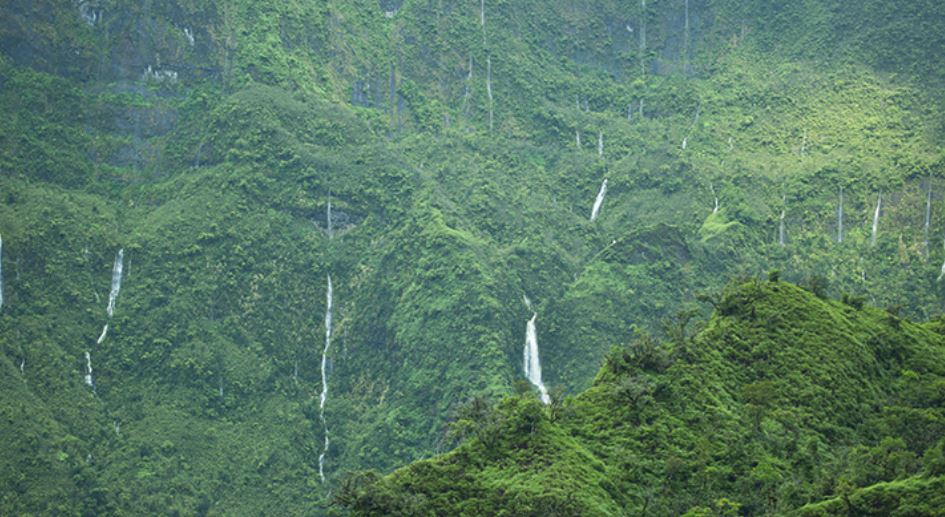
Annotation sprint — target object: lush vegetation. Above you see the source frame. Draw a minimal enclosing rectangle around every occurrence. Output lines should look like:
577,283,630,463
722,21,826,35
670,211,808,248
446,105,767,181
1,0,944,514
337,280,945,516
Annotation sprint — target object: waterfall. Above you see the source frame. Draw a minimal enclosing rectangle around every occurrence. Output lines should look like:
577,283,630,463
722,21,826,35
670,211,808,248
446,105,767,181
871,194,881,246
925,185,932,255
87,249,123,388
523,311,550,405
939,238,945,282
710,185,720,214
598,132,604,157
591,179,608,221
837,187,844,243
327,194,333,238
627,104,633,121
486,56,494,131
638,98,645,119
183,27,195,46
0,233,4,311
318,275,333,483
480,0,485,26
84,351,94,389
107,249,124,318
779,207,786,247
576,130,581,149
681,137,688,150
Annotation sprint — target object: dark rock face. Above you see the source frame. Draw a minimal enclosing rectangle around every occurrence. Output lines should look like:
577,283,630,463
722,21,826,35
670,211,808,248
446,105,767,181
0,0,222,84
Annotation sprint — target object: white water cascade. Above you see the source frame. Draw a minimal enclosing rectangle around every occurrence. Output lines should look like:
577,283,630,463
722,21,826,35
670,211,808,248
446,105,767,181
939,239,945,282
576,130,581,149
924,185,932,255
107,249,124,317
327,194,333,238
710,185,720,214
84,351,94,389
591,179,608,221
87,249,124,388
318,275,334,483
96,324,109,345
779,207,786,247
598,132,604,157
523,310,551,405
837,187,844,243
871,194,882,246
486,56,494,131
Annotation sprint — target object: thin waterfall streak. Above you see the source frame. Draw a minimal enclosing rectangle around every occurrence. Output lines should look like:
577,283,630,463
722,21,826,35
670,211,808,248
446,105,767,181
318,275,333,483
327,193,333,238
871,194,882,246
925,186,932,253
320,275,332,413
84,351,94,389
939,238,945,281
591,179,608,221
524,313,550,405
837,188,844,243
106,249,124,318
486,56,494,131
97,324,109,345
92,249,124,384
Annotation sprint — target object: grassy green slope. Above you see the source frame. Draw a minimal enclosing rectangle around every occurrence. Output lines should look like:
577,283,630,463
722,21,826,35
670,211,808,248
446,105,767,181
1,0,945,514
339,280,945,515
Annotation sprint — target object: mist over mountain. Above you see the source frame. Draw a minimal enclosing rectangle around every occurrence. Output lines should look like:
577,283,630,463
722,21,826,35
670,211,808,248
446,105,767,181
1,1,944,515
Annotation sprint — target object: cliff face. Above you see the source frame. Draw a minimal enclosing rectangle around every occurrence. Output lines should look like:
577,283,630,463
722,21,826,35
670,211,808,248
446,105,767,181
1,1,944,514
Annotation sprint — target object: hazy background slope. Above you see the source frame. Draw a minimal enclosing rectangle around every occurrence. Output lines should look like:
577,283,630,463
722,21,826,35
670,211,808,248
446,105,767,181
1,0,944,513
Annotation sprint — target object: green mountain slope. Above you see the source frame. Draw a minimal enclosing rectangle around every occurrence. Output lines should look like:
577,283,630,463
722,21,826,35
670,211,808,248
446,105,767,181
337,280,945,516
1,0,945,514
